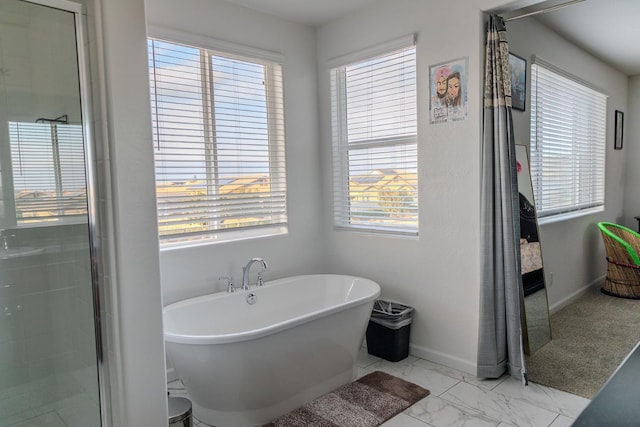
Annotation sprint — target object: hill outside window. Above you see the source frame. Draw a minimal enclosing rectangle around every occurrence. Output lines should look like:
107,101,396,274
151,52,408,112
330,36,418,236
148,37,287,246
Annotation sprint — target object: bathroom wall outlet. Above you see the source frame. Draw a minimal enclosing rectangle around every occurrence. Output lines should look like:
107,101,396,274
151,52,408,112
548,272,553,287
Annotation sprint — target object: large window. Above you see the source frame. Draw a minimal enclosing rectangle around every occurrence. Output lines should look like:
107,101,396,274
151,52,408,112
330,38,418,235
148,38,287,245
529,59,607,220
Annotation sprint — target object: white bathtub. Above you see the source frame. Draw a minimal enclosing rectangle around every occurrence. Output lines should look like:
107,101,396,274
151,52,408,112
163,274,380,427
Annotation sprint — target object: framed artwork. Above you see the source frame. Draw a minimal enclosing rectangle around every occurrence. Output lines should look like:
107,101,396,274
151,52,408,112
509,53,527,112
614,110,624,150
429,57,468,124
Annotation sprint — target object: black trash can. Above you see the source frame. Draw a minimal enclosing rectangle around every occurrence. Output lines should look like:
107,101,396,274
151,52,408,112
366,300,414,362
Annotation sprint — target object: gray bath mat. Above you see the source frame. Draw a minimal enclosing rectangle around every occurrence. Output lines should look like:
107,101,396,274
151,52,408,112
264,371,430,427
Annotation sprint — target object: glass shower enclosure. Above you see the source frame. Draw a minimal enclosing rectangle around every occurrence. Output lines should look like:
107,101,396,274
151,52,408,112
0,0,102,425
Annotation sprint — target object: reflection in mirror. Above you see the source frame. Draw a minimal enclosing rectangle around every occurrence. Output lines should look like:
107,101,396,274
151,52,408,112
516,145,551,355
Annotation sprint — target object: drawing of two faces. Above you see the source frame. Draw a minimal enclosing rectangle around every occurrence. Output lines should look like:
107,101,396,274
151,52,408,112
434,66,462,108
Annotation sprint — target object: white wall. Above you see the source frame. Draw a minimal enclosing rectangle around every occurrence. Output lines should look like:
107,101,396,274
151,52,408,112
624,76,640,229
97,0,167,424
145,0,324,305
507,17,628,310
0,3,81,123
317,0,490,374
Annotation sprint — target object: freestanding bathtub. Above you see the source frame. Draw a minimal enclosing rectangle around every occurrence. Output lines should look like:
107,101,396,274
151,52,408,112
163,274,380,427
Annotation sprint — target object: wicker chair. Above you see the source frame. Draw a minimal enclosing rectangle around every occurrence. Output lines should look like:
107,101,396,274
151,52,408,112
598,222,640,299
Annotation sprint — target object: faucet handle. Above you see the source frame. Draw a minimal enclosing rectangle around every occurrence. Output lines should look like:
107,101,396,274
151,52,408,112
256,272,264,287
219,276,235,293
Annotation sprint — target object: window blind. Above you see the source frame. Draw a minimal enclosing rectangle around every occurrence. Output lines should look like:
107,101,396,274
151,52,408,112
529,61,606,218
331,43,418,235
148,38,287,244
8,122,87,224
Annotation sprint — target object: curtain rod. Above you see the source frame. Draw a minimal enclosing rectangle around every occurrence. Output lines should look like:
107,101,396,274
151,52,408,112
504,0,586,22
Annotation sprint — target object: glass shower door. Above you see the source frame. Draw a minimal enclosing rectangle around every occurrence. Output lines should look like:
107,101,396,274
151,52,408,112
0,0,101,425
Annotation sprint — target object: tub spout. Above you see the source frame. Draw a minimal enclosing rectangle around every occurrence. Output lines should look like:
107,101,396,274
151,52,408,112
242,257,268,290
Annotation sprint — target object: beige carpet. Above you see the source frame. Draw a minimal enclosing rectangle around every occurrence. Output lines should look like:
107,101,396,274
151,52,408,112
264,371,430,427
526,285,640,398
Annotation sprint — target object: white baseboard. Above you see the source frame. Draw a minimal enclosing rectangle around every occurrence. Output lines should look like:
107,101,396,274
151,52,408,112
409,343,477,376
548,275,605,315
365,339,476,375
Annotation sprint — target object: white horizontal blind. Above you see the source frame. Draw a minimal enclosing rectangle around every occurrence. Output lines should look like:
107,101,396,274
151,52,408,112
8,122,87,224
331,44,418,235
148,38,287,243
529,62,606,218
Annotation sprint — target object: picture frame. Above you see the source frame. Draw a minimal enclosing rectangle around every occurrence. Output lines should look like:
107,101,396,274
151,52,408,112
614,110,624,150
429,57,469,124
509,53,527,112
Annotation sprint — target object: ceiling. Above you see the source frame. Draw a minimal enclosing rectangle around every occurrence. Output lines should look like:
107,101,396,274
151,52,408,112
220,0,380,27
533,0,640,76
223,0,640,76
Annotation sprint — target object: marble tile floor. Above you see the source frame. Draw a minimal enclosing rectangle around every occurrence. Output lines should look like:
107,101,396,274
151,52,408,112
0,368,100,427
168,348,590,427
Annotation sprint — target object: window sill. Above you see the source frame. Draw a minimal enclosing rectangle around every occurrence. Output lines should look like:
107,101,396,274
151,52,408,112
538,206,604,226
334,225,418,239
14,217,87,229
160,225,288,251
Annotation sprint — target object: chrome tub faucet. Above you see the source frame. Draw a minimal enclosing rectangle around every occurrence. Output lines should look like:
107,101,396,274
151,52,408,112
242,257,268,290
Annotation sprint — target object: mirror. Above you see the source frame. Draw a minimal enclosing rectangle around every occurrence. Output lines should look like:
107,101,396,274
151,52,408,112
516,144,551,354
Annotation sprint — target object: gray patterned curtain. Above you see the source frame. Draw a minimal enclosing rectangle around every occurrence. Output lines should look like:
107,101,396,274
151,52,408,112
477,15,526,382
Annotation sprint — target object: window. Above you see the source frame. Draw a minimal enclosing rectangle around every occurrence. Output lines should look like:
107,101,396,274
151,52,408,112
8,121,87,225
330,38,418,235
529,59,607,219
148,38,287,245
